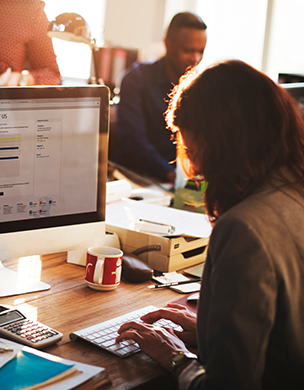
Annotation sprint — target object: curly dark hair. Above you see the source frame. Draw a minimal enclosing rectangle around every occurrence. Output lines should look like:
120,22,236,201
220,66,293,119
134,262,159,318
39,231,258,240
166,60,304,220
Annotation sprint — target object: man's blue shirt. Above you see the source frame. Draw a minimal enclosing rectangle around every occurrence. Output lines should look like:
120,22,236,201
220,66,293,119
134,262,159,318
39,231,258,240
112,57,176,181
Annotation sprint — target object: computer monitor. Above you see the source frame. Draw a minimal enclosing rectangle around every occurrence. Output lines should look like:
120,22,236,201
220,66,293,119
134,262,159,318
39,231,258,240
0,85,109,262
280,82,304,112
278,73,304,84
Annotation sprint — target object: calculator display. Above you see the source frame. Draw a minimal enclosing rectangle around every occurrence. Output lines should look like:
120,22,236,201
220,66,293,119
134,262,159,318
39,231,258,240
0,310,24,325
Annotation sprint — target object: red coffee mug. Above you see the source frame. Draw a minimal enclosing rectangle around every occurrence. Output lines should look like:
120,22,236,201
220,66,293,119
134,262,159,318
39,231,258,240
85,246,123,291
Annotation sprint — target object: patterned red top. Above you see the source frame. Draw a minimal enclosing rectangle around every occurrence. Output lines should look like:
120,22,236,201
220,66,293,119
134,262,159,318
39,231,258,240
0,0,61,85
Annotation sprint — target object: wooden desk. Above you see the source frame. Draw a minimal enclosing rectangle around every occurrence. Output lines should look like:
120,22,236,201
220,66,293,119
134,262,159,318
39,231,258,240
0,253,181,390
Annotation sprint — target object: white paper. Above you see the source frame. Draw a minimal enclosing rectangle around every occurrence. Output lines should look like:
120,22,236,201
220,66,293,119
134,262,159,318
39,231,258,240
106,198,212,238
0,261,50,298
171,283,201,294
152,272,189,284
151,272,201,294
106,180,172,206
128,188,172,206
0,339,23,369
106,180,132,203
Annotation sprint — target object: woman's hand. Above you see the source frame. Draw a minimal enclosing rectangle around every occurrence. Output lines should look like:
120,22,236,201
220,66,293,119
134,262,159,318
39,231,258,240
116,304,197,370
2,70,35,86
116,320,192,371
5,71,21,86
140,303,198,346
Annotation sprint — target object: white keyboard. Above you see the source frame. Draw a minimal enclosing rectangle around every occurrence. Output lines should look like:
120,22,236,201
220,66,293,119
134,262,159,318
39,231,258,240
69,305,182,358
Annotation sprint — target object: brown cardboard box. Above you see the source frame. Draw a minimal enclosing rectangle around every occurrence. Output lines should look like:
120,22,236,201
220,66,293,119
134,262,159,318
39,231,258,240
106,224,209,272
106,199,212,272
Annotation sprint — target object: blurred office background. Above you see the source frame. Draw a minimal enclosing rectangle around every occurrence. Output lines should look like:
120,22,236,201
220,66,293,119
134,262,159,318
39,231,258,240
44,0,304,84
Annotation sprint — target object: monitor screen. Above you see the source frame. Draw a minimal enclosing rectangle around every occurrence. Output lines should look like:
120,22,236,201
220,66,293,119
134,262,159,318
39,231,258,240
280,82,304,113
278,73,304,84
0,85,109,260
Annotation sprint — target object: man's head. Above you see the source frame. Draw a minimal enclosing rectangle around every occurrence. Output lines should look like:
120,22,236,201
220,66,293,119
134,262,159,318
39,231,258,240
164,12,207,83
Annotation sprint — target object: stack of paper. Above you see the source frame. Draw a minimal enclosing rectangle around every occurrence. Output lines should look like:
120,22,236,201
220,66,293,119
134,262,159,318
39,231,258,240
106,198,212,238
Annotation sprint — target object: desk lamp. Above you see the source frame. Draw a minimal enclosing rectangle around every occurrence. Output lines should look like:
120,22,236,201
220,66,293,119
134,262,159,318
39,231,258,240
47,12,102,84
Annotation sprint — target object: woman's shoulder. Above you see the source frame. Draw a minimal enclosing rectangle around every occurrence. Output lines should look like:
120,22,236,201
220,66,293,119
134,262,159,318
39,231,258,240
216,180,304,236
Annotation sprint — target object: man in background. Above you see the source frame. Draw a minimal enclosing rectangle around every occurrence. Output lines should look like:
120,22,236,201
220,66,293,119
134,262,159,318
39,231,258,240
112,12,207,183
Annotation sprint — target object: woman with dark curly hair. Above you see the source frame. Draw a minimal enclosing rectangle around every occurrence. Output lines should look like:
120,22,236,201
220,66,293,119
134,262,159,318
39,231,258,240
117,60,304,390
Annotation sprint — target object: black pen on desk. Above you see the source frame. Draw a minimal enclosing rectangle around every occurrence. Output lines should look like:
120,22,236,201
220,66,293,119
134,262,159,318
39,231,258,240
148,278,201,289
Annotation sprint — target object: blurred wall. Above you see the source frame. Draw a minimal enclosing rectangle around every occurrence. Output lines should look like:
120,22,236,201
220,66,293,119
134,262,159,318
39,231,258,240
103,0,167,62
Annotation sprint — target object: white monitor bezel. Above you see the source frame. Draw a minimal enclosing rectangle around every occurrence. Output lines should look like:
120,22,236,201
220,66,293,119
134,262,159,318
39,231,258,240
0,85,109,260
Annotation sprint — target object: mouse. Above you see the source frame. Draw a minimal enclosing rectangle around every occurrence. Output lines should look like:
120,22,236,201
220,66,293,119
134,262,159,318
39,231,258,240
187,292,200,303
129,196,144,201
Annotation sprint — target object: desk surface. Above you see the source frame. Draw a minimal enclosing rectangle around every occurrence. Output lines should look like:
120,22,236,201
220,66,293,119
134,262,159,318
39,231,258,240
0,253,183,390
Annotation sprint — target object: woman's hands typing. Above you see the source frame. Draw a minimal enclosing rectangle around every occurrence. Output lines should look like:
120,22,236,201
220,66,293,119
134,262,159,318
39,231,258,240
116,303,197,371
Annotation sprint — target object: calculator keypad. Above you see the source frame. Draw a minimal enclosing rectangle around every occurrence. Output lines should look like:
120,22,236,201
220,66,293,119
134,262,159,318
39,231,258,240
3,319,59,343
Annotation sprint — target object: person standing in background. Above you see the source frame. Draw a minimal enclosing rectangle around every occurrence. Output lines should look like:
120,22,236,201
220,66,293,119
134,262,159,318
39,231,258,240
112,12,207,183
0,0,61,86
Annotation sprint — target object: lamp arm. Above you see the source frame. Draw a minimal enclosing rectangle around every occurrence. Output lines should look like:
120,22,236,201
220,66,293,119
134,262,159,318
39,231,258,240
92,47,102,84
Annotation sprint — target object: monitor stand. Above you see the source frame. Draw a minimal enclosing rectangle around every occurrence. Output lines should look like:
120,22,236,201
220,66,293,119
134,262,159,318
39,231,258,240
0,261,50,298
0,231,121,297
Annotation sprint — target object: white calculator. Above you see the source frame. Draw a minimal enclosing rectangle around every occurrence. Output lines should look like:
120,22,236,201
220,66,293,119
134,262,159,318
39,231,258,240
0,305,63,348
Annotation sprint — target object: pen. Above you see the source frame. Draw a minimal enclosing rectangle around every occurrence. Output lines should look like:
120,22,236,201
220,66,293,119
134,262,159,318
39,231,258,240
0,347,14,353
148,278,201,289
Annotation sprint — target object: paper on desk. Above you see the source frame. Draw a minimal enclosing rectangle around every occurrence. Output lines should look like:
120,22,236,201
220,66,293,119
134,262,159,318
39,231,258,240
0,338,105,390
152,272,201,294
0,339,23,369
106,199,212,238
22,348,104,390
106,179,172,206
106,179,132,203
152,272,190,284
170,283,201,294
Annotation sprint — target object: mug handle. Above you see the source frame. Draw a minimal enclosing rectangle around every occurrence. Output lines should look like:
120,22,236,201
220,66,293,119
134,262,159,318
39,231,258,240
93,257,104,284
85,263,93,281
